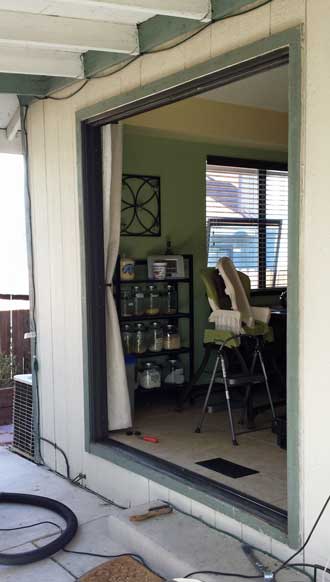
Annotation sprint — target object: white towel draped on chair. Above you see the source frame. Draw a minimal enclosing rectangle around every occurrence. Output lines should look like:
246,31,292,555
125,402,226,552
208,309,242,334
102,123,132,431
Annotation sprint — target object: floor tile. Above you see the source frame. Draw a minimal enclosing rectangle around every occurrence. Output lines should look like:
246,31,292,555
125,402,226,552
112,402,287,509
0,543,75,581
35,515,125,579
0,503,65,551
0,449,115,525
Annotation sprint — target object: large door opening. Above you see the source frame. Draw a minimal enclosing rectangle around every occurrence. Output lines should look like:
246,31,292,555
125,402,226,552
81,44,299,533
111,66,288,512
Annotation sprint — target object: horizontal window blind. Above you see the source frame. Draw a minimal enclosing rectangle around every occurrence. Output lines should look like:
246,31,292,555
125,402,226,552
206,163,288,289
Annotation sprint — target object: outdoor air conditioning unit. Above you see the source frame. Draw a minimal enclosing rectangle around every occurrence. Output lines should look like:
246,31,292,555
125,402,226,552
12,374,34,459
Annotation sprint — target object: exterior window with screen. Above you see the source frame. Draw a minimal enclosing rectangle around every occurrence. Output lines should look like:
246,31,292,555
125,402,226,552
206,158,288,290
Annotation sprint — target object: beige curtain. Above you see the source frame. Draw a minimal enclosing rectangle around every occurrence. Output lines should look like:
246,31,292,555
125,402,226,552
102,123,132,430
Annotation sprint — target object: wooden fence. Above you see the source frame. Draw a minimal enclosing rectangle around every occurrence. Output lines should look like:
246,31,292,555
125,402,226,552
0,295,31,377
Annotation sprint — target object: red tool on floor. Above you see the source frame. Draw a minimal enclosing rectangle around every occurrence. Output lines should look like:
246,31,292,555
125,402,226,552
139,435,159,443
125,430,159,443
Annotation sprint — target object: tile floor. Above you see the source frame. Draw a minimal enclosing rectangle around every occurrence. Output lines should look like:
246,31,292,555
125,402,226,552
112,398,287,510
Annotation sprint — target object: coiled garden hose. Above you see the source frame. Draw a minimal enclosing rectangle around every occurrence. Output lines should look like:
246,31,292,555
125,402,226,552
0,492,78,565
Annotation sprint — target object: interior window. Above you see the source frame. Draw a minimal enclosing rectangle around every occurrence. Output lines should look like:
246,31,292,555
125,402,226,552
206,161,288,289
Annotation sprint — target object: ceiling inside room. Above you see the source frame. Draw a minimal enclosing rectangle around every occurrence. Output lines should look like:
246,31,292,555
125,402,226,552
124,63,289,151
200,65,289,113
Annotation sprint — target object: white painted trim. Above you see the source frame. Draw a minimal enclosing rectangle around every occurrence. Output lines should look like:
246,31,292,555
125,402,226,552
6,106,21,141
0,129,22,154
62,0,212,21
0,1,211,22
0,45,84,78
0,10,139,54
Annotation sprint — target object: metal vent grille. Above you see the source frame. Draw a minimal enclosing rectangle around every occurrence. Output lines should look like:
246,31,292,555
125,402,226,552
12,380,34,459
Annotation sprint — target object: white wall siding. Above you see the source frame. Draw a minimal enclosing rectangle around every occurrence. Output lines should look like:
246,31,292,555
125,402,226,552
28,0,330,566
28,100,56,470
301,0,330,567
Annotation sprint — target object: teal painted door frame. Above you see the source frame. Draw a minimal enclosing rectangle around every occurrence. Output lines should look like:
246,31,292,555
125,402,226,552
77,26,302,546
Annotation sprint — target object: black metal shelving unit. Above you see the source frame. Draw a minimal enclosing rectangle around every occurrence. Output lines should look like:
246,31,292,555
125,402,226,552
114,255,194,384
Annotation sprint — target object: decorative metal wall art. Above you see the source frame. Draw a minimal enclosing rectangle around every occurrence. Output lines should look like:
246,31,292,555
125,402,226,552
121,174,161,236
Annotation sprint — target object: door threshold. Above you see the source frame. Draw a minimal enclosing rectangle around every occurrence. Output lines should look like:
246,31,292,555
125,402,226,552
106,437,287,533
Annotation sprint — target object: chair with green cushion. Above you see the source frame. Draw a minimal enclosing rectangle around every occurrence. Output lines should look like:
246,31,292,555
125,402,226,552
182,257,275,446
180,266,260,403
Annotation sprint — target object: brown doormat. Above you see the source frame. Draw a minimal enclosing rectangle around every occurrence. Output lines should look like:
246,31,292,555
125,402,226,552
79,556,164,582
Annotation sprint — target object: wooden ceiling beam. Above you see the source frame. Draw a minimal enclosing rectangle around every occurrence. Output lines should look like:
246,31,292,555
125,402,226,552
0,1,210,22
0,46,84,78
0,73,49,96
72,0,211,21
211,0,269,21
0,10,139,54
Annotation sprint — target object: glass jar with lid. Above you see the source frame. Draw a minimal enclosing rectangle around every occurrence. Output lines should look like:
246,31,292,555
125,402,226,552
121,288,134,317
149,321,163,352
163,324,181,350
133,285,145,316
146,284,160,315
133,322,147,354
121,323,133,354
139,362,161,389
163,284,177,314
164,358,185,385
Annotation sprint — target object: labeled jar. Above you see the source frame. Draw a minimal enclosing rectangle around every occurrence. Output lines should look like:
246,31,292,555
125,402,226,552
121,323,133,354
146,284,160,315
133,322,147,354
164,358,185,385
120,257,135,281
163,324,181,350
133,285,145,316
139,362,161,389
121,289,134,317
163,284,177,314
152,261,167,280
149,321,163,352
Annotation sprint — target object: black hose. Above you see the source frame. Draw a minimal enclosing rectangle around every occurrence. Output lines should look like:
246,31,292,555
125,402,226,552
0,492,78,565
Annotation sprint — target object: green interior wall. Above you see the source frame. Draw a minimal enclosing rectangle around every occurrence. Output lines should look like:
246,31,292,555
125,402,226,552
121,126,287,368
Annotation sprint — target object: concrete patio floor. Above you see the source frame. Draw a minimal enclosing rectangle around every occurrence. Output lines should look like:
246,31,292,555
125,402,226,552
0,424,13,446
0,448,130,581
0,448,311,582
